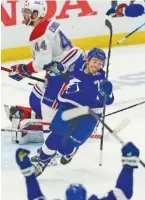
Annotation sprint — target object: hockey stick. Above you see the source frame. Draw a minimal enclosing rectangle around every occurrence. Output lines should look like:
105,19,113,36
88,118,130,140
117,22,145,44
2,117,130,135
100,19,113,166
107,118,130,135
28,83,34,86
1,66,45,83
91,118,130,141
106,100,145,117
1,127,102,140
1,128,43,134
62,106,145,168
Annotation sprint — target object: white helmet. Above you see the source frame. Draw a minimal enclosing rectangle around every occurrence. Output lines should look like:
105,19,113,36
22,0,46,25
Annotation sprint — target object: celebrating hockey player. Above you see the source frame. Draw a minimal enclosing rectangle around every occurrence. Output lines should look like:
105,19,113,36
7,0,85,142
16,142,140,199
32,47,114,176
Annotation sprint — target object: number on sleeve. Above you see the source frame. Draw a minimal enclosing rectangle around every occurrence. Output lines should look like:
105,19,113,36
58,31,73,50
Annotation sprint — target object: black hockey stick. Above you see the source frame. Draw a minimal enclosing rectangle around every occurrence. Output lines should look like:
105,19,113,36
117,22,145,44
106,100,145,117
62,106,145,168
28,83,34,86
100,19,113,166
1,66,45,83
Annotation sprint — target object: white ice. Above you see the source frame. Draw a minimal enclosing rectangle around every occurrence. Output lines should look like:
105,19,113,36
1,44,145,200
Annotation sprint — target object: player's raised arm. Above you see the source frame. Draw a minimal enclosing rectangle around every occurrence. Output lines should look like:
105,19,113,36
16,148,46,200
65,142,140,200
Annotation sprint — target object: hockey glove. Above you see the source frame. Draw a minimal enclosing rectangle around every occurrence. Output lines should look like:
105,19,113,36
9,64,31,81
122,142,139,168
43,61,67,75
16,148,34,176
98,80,113,97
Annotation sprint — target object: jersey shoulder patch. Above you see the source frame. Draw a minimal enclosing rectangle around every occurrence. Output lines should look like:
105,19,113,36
29,20,51,41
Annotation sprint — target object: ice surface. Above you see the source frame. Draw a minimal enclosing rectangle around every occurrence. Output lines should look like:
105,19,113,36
1,44,145,200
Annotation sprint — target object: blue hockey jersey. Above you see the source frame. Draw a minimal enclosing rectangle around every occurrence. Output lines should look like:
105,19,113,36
58,61,114,110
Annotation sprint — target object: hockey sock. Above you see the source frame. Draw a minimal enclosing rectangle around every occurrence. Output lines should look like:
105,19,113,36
25,174,45,200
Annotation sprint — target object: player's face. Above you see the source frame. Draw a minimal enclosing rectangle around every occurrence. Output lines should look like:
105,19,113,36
86,58,103,74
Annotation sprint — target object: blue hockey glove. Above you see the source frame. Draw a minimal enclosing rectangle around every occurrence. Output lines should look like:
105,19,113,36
9,64,31,81
16,148,34,176
98,80,113,97
122,142,140,168
43,61,67,75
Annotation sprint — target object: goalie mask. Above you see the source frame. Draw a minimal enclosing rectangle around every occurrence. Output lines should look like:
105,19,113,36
22,0,46,26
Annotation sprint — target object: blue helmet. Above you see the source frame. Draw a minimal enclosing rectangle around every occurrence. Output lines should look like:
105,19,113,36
66,184,87,200
87,48,106,63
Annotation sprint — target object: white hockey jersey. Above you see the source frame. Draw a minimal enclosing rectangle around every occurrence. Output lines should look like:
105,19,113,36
26,19,83,73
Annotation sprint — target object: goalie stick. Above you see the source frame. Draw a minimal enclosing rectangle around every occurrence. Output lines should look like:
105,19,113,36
62,106,145,168
100,19,113,166
1,66,45,83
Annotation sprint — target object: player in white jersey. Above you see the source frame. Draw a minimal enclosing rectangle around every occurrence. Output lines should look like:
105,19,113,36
8,0,85,144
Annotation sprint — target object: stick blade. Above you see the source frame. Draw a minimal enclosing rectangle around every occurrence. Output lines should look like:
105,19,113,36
105,19,113,37
105,19,112,29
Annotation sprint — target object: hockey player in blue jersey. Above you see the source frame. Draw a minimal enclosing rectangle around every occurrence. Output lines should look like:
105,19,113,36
16,141,140,199
31,48,114,176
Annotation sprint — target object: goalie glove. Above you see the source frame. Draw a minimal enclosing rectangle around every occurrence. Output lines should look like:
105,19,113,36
122,142,140,168
9,64,31,81
16,148,35,176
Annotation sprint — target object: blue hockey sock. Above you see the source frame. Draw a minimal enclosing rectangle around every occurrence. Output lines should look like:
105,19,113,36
25,174,45,200
116,167,133,199
40,133,63,164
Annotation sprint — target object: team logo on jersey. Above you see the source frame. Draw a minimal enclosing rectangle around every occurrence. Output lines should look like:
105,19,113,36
66,76,81,94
